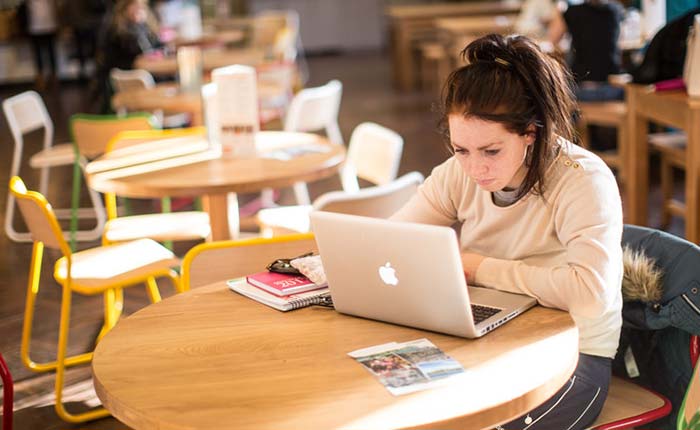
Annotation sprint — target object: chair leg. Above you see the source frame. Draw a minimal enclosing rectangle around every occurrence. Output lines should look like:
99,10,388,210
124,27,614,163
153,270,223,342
0,352,14,430
54,285,110,423
145,277,162,303
660,155,673,229
69,158,107,250
169,269,184,293
292,182,311,205
21,242,91,373
96,288,125,342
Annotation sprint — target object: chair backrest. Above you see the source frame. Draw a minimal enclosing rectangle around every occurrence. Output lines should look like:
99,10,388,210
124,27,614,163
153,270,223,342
313,171,424,218
8,176,70,255
181,233,318,290
2,90,53,151
70,113,155,159
284,79,343,145
342,122,404,192
110,68,156,92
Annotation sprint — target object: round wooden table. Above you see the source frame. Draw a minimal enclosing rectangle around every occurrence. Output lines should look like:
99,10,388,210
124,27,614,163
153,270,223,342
85,131,345,240
92,283,578,430
111,82,286,127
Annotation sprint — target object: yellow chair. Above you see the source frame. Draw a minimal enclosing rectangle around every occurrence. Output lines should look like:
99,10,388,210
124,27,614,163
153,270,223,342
69,113,156,249
181,233,317,290
9,176,181,423
100,127,212,245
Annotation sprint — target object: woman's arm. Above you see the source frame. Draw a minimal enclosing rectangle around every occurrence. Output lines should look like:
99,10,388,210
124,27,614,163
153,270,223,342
473,170,623,319
390,161,461,226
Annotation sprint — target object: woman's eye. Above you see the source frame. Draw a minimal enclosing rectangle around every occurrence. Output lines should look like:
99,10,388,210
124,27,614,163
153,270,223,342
485,149,500,156
453,148,467,155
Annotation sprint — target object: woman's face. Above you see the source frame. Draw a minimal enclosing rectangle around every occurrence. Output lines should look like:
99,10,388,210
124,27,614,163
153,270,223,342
127,1,148,23
448,114,535,192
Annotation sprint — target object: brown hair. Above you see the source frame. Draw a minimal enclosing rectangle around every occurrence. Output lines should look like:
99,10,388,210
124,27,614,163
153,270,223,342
441,34,576,199
112,0,159,36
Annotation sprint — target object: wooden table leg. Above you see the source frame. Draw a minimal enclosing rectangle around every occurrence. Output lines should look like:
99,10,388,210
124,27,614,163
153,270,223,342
686,109,700,243
202,193,239,241
625,86,649,226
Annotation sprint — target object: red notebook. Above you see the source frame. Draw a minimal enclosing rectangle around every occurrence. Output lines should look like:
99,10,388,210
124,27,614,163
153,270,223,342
246,271,325,297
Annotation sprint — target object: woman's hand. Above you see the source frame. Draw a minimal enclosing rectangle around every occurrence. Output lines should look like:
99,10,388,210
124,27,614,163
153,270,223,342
461,252,485,284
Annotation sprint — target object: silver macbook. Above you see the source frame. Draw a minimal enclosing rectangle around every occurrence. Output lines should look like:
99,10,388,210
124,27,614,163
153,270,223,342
309,211,537,338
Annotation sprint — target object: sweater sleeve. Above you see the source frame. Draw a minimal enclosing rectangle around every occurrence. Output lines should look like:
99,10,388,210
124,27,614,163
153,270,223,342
474,169,623,319
390,160,460,226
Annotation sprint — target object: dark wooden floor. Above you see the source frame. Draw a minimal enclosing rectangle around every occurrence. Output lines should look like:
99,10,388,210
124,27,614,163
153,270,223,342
0,50,685,429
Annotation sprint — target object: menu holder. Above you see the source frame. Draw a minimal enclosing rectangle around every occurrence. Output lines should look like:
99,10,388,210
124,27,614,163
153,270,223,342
211,64,259,159
177,46,203,94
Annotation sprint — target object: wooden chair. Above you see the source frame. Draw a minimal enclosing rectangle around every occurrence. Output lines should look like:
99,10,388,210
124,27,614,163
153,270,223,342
68,113,155,248
181,233,317,290
0,352,12,430
2,91,106,243
576,101,628,180
99,127,212,245
648,132,687,228
257,122,406,236
591,224,700,429
9,176,181,423
257,171,423,237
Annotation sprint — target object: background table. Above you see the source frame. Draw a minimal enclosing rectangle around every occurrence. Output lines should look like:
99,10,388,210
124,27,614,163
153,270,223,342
111,82,287,127
92,283,578,430
625,84,700,242
85,131,345,240
135,48,267,77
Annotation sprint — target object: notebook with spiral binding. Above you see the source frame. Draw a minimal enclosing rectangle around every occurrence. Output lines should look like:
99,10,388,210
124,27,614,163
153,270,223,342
227,277,332,311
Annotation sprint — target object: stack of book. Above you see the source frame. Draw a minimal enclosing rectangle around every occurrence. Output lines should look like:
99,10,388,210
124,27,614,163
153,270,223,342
227,271,330,311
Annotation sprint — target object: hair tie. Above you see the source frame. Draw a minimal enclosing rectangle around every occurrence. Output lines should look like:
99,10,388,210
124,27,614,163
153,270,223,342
494,57,510,67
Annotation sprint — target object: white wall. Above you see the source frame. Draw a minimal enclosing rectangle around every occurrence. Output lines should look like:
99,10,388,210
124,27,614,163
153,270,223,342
248,0,385,52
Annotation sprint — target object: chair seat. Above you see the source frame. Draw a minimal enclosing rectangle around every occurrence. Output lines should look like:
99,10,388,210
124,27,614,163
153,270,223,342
28,143,76,168
590,376,670,428
649,132,686,167
161,112,191,129
54,238,180,292
256,204,313,234
103,211,211,243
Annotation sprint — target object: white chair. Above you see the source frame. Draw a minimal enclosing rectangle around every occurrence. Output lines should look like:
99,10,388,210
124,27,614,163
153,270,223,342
258,172,424,236
261,79,344,207
257,122,407,236
110,68,190,129
2,91,106,243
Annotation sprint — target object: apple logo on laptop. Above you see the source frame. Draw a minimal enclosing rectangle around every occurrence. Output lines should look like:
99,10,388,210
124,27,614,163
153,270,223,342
378,262,399,286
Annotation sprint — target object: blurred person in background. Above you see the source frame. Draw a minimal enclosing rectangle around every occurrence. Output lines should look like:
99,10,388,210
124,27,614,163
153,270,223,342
63,0,107,82
94,0,163,112
26,0,60,88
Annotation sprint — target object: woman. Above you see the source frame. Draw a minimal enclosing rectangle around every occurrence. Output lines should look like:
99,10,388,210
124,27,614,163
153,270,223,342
391,34,623,430
95,0,163,112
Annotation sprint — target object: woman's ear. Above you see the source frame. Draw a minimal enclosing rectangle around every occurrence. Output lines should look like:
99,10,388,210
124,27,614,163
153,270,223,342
523,126,537,145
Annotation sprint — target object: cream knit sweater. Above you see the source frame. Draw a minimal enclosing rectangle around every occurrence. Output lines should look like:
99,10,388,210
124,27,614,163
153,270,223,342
392,141,623,358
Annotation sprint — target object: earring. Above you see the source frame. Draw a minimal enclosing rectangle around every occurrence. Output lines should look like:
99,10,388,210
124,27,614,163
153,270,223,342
525,145,534,167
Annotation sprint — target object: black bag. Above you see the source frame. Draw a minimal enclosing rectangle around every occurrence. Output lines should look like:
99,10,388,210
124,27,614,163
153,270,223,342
632,8,700,84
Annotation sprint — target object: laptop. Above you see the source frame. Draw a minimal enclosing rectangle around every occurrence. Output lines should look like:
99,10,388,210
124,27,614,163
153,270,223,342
309,211,537,338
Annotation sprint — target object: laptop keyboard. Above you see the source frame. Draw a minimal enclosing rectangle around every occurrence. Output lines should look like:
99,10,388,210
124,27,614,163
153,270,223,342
471,304,502,324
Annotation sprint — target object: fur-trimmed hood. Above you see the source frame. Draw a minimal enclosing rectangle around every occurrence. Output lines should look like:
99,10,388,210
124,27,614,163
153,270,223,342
621,225,700,334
